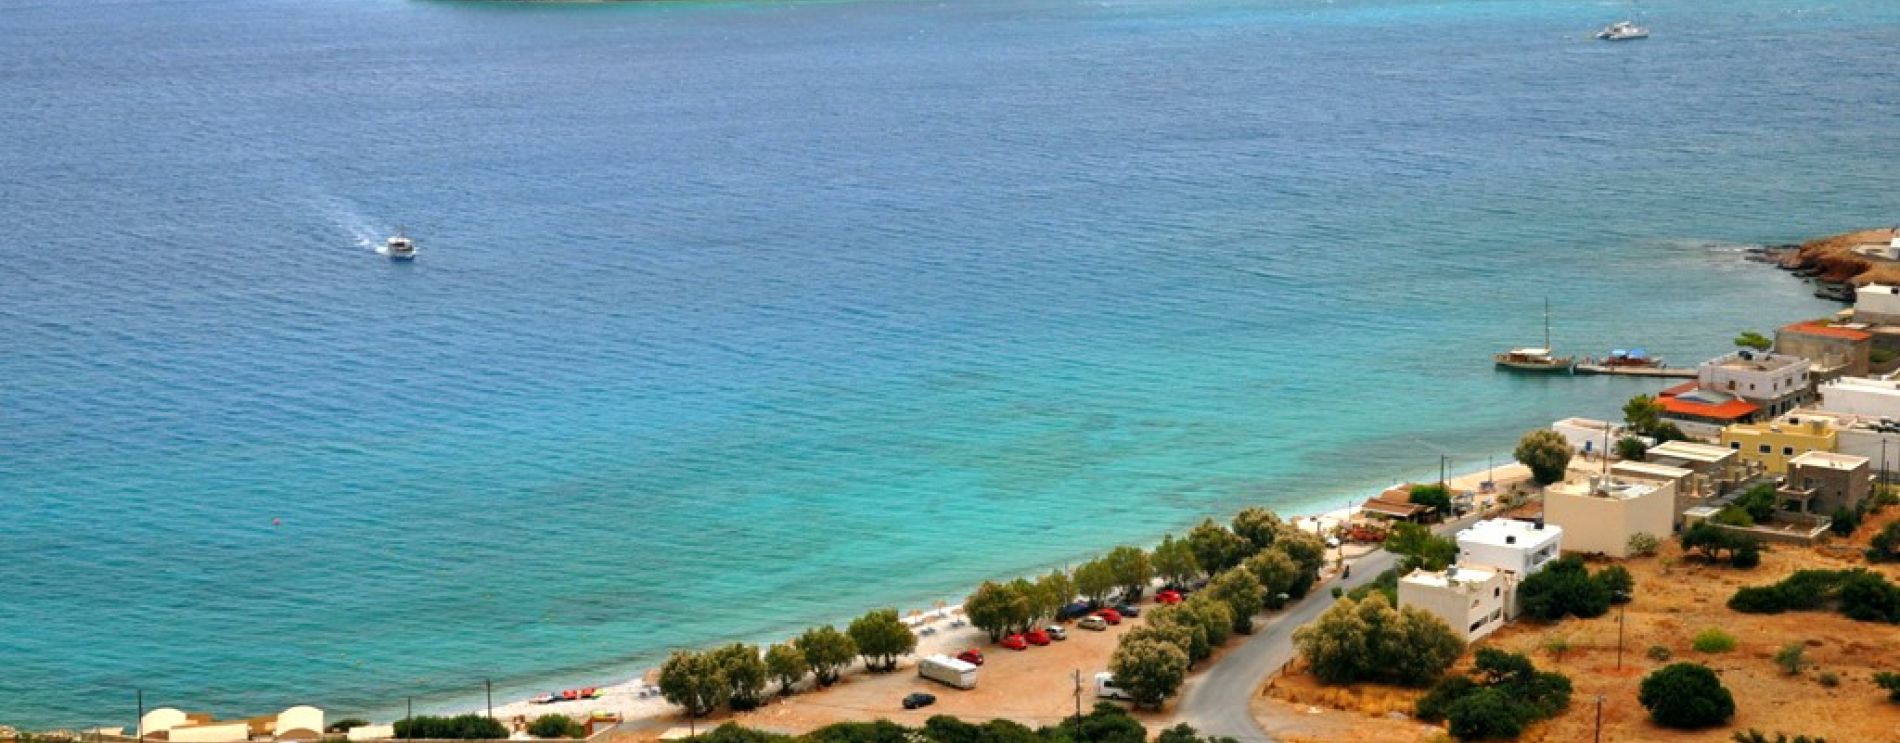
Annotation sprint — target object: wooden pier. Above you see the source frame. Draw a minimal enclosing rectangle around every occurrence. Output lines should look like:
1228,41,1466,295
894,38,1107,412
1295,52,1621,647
1573,364,1696,378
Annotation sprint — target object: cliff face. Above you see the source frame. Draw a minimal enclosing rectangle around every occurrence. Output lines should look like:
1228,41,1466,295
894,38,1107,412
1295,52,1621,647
1782,227,1900,285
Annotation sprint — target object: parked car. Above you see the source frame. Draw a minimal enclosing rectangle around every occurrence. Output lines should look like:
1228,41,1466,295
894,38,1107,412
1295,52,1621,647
1094,608,1122,625
1024,628,1052,646
1000,634,1028,651
1044,625,1068,641
1077,616,1110,631
902,692,937,710
1156,589,1183,605
1056,601,1095,621
1112,602,1141,618
956,648,985,666
1094,672,1134,701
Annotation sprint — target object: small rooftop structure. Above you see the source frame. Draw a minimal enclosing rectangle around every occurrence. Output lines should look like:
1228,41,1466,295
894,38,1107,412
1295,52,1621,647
1708,350,1808,372
1646,440,1738,464
1656,382,1760,423
1610,460,1695,480
1456,519,1563,575
1787,450,1869,471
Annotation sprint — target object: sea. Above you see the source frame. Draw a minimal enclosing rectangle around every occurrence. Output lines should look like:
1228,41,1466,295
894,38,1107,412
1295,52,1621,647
3,0,1897,730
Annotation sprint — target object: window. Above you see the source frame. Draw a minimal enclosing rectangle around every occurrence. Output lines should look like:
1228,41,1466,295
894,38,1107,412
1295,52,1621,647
1492,609,1502,621
1759,444,1772,454
1494,587,1501,597
1728,380,1737,391
1783,446,1795,456
1730,442,1741,450
1470,619,1484,632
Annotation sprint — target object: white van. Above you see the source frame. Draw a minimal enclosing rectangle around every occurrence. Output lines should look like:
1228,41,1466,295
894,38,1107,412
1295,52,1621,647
918,654,979,690
1094,672,1133,701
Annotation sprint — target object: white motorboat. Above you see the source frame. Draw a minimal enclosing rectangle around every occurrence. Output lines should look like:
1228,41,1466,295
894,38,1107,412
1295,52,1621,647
1597,20,1648,40
383,230,417,261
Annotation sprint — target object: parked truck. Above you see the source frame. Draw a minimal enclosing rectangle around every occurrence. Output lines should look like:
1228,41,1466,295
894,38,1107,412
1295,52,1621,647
918,654,979,690
1094,672,1134,701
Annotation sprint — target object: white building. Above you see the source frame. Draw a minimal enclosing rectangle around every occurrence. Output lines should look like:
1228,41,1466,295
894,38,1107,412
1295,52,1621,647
1855,283,1900,324
1398,566,1514,643
1551,417,1628,456
1698,351,1813,417
1455,519,1562,576
1817,376,1900,419
1545,476,1676,558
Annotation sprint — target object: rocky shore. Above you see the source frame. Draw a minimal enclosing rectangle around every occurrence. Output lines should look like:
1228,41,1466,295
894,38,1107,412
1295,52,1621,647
1775,226,1900,285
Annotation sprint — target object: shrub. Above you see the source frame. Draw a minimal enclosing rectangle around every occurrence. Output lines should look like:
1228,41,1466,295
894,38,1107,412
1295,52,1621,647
1627,532,1661,557
1828,506,1860,537
1735,484,1779,524
1414,649,1570,739
1293,593,1462,687
1875,671,1900,702
394,715,509,740
1732,732,1830,743
1774,642,1807,675
1693,628,1738,653
1446,687,1523,741
1729,585,1787,613
1870,522,1900,563
1639,663,1735,729
1838,571,1900,623
1646,645,1673,662
1731,540,1762,569
1345,567,1399,606
1517,556,1611,620
1330,585,1344,599
1615,435,1648,461
1515,430,1573,487
528,715,584,739
1817,671,1840,688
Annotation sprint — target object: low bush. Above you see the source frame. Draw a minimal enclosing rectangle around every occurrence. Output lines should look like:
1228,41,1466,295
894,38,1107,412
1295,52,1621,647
1692,628,1737,654
1870,522,1900,563
1646,645,1673,662
1817,671,1840,688
1517,556,1614,621
1639,663,1735,729
1773,643,1807,675
1726,569,1900,624
1876,671,1900,702
1828,506,1859,537
1627,532,1661,557
1415,649,1571,741
394,715,509,740
528,715,585,739
1732,731,1829,743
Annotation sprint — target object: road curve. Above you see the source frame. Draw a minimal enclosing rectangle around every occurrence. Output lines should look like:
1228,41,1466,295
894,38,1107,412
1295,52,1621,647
1171,548,1398,742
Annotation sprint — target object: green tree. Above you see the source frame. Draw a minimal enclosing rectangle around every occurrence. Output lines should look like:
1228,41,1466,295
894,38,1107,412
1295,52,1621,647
1514,429,1573,487
1176,595,1234,648
764,643,808,695
1868,522,1900,563
1735,484,1779,523
1141,606,1212,664
1107,637,1189,710
1230,507,1283,551
1036,568,1076,619
1383,522,1457,572
1616,435,1649,461
1244,549,1299,609
1829,506,1860,537
846,608,916,672
1682,522,1742,561
1075,558,1118,603
1186,518,1251,574
1446,688,1524,741
1270,527,1329,598
1623,394,1665,436
1102,545,1154,598
711,642,769,710
1008,577,1047,629
1406,484,1454,519
1640,663,1736,729
528,715,585,739
1875,671,1900,702
1517,556,1612,620
796,625,858,686
1597,564,1636,603
1293,594,1459,686
1203,567,1265,634
964,581,1026,641
659,650,727,716
1735,331,1773,352
1151,534,1201,587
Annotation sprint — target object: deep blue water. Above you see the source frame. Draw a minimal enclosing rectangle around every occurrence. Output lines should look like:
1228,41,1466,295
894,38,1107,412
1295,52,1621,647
3,0,1897,729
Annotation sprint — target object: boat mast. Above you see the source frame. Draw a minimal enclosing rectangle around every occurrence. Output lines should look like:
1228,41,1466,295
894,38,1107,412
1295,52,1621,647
1543,297,1551,350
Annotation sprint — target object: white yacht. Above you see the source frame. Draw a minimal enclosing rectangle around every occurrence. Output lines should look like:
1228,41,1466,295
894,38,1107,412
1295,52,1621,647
383,230,416,261
1597,20,1649,41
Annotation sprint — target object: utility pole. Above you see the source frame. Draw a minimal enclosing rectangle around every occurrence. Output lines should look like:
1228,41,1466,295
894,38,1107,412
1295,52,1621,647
1616,604,1626,670
1072,669,1083,741
486,678,493,720
1594,694,1605,743
1440,454,1448,487
137,689,145,743
406,696,413,731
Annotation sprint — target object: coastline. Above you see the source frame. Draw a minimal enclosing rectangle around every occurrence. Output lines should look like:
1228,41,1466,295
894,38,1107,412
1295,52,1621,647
444,460,1536,734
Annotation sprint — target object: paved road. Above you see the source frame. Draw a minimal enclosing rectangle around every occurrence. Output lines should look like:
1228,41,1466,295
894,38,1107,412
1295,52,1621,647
1171,548,1397,742
1173,513,1488,742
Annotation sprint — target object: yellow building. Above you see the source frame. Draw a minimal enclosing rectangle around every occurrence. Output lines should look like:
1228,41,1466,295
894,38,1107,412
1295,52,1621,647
1718,416,1837,475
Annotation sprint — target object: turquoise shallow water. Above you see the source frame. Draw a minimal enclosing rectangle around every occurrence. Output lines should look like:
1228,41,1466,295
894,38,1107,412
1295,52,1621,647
3,0,1898,729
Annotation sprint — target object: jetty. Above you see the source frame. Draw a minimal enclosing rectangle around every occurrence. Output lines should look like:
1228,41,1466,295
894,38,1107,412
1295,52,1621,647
1573,363,1695,378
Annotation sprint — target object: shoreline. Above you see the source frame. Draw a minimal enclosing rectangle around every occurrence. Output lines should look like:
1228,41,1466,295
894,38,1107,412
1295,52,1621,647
433,459,1535,734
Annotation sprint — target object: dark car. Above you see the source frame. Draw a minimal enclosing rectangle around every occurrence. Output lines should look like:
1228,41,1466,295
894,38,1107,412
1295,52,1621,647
1112,602,1141,618
902,692,937,710
1056,601,1094,621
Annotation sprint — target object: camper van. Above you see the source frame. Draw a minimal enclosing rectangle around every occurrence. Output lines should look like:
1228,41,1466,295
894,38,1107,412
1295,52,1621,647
918,654,979,690
1094,672,1134,701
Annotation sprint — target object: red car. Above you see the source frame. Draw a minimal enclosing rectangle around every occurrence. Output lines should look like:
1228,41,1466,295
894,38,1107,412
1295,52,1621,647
1024,628,1052,646
956,649,985,666
1094,608,1123,625
1000,634,1028,651
1156,590,1183,605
